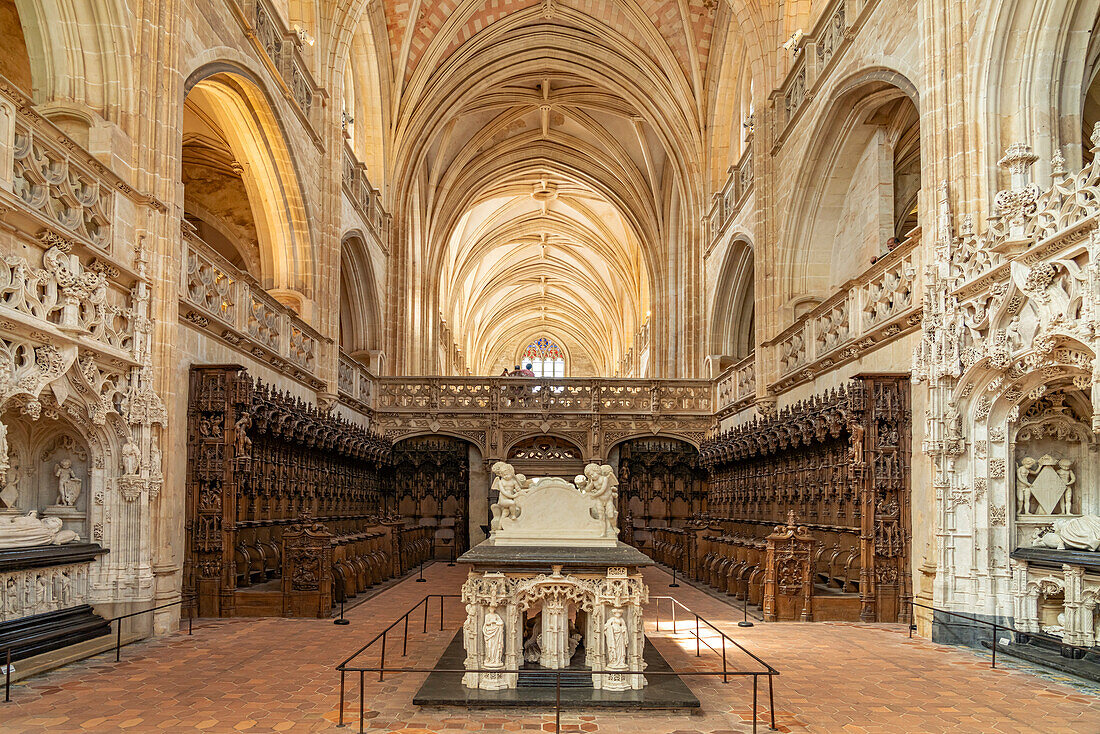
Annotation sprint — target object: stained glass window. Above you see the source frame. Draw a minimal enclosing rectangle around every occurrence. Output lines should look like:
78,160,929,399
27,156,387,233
521,338,565,377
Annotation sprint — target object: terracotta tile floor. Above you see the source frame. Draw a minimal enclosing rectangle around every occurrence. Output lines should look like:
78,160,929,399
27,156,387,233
2,563,1098,733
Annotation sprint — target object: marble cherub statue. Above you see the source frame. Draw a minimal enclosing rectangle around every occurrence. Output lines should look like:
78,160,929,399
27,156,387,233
489,461,532,531
1016,456,1036,514
581,463,620,538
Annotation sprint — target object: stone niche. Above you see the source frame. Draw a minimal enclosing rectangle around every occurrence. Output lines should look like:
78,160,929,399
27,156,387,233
1,412,91,541
1011,391,1096,550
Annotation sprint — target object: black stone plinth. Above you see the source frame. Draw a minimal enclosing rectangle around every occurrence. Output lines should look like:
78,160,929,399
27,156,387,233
1011,546,1100,573
458,541,652,574
0,605,111,662
413,631,700,710
0,543,107,573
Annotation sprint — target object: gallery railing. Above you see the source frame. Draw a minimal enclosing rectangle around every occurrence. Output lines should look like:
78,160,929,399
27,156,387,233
767,230,922,394
716,353,756,414
769,0,882,150
707,147,755,243
334,593,780,734
371,377,714,415
180,227,327,390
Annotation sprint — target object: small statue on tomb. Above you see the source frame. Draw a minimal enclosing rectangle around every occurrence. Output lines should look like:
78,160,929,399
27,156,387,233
35,574,47,608
59,570,72,607
482,606,505,667
584,464,619,537
122,439,140,477
1016,457,1036,514
603,607,628,669
3,577,16,617
54,459,82,506
0,419,9,473
0,464,19,510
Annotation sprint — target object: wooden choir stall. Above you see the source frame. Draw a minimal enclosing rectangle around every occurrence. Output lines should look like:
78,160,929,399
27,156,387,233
670,375,913,623
183,365,432,618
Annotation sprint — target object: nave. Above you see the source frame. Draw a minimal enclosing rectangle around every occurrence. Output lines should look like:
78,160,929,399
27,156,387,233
2,563,1098,734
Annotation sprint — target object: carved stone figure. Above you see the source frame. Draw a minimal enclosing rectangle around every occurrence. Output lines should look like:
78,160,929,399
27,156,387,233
1032,515,1100,551
0,512,80,549
122,439,140,477
584,463,619,537
482,605,505,667
1056,459,1075,514
150,438,162,477
3,577,16,616
54,460,82,506
0,419,8,473
603,606,628,668
59,570,72,607
1016,457,1036,514
0,465,19,510
1028,454,1072,515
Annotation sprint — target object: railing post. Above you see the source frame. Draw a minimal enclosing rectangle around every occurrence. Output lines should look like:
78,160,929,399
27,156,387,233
440,595,444,630
403,614,409,656
358,670,365,734
116,620,122,662
769,673,776,730
555,670,561,734
336,673,345,730
4,647,10,703
722,636,728,683
695,615,701,657
379,632,386,682
752,673,759,734
991,624,997,669
423,598,428,633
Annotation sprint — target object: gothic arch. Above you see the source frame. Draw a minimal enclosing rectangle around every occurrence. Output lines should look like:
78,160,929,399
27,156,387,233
340,230,384,358
778,70,920,312
709,236,755,365
7,0,135,122
181,63,316,305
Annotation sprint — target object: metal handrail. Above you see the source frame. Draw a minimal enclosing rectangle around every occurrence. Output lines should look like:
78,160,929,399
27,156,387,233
909,600,1096,669
653,595,779,675
4,598,193,703
335,594,781,733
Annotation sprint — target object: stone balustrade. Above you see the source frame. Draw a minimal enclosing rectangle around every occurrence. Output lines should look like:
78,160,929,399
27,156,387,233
707,147,754,242
768,230,922,393
716,353,756,415
231,0,323,144
769,0,878,151
180,227,325,389
342,143,389,248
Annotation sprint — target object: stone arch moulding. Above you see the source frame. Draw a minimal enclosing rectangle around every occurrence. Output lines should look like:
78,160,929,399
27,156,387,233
503,433,586,460
11,0,136,121
605,432,703,453
182,59,317,305
709,235,755,362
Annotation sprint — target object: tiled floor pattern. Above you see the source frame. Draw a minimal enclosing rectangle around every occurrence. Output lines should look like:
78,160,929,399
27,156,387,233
1,563,1098,733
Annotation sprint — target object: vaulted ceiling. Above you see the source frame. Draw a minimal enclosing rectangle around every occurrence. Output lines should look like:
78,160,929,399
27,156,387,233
337,0,773,376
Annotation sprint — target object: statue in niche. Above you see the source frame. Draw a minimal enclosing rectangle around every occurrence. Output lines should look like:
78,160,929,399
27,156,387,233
1005,316,1024,351
482,606,505,667
0,512,80,548
0,419,8,473
35,573,46,608
3,577,16,616
234,412,253,459
1016,457,1036,514
150,438,162,478
603,607,628,668
54,459,82,506
0,463,19,510
122,439,140,477
1056,460,1075,514
1033,515,1100,551
58,570,72,607
943,403,962,443
489,462,530,530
